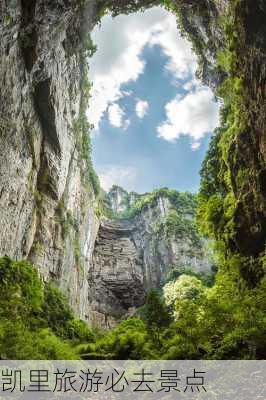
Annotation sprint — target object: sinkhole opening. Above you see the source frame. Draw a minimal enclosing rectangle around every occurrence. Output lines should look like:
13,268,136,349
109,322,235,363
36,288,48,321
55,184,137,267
87,6,221,196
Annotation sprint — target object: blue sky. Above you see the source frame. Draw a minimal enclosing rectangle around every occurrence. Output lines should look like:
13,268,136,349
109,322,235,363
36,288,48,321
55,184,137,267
87,7,220,194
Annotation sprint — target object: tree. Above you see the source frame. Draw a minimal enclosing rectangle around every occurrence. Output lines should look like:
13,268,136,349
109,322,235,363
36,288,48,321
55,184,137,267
139,289,171,346
163,275,204,309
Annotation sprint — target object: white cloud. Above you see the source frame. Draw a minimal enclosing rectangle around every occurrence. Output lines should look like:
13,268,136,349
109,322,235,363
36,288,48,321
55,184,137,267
136,100,149,119
99,165,138,192
191,142,201,151
87,7,197,130
108,104,125,128
148,17,197,80
157,87,219,146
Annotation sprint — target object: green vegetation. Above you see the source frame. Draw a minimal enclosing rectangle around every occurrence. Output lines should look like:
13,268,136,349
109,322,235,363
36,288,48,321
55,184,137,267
54,200,85,272
74,33,101,197
162,0,216,82
55,199,78,239
0,257,95,359
155,209,201,247
196,0,265,286
82,318,155,359
105,187,197,220
81,264,265,360
101,0,159,17
0,255,264,360
103,187,203,251
164,265,217,287
107,187,203,251
163,275,205,305
128,188,197,218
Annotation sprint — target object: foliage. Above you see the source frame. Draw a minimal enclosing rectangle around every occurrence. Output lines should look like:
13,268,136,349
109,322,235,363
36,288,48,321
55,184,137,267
163,275,204,307
197,54,246,243
104,188,199,235
0,323,78,360
74,33,101,197
139,289,171,328
0,257,43,320
165,265,217,287
129,188,197,218
138,289,171,346
104,0,160,16
166,262,266,359
0,255,264,360
156,209,201,247
43,283,95,343
81,318,158,360
80,266,265,360
0,257,95,359
195,0,266,285
162,0,214,82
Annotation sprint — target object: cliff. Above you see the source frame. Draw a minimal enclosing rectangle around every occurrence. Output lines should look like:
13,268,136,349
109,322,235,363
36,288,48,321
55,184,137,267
0,0,100,320
0,0,265,328
89,187,212,327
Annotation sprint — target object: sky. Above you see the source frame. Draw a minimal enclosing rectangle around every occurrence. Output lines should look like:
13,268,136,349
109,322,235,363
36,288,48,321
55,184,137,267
87,6,220,194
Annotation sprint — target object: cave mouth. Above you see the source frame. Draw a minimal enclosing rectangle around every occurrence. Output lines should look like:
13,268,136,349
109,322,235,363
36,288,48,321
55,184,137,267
87,5,220,195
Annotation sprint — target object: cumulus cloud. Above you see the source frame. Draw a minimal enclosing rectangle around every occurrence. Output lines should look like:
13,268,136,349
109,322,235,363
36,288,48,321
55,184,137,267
108,103,128,128
98,165,138,191
148,17,197,80
136,99,149,119
157,88,219,146
87,7,197,130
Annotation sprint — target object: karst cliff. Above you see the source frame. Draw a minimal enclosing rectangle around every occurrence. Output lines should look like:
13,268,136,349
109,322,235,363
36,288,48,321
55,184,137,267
89,187,212,327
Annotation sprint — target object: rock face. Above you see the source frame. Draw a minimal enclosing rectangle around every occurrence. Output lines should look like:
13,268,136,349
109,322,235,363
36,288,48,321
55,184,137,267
88,219,145,328
89,188,212,327
0,0,100,320
106,186,142,216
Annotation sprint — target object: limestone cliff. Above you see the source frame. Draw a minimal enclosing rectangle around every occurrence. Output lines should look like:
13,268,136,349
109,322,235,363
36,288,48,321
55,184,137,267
89,187,212,327
0,0,100,320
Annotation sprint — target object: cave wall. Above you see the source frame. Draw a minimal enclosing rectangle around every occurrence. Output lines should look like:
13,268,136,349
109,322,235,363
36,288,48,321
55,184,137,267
232,1,266,258
195,0,266,284
0,0,101,320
